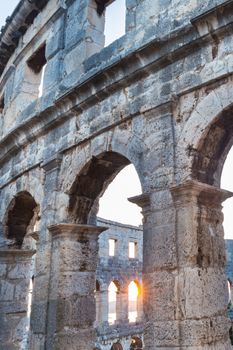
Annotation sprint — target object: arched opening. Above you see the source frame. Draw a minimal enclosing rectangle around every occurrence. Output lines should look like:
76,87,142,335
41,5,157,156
69,151,143,345
110,340,123,350
130,336,143,350
221,145,233,330
1,192,39,349
189,105,233,346
227,280,232,303
221,146,233,239
192,105,233,187
95,280,102,324
108,281,119,325
128,281,140,323
68,151,132,224
4,191,39,248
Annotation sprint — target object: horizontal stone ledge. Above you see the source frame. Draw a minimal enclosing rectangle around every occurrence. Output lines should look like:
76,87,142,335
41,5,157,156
27,231,40,242
0,249,36,258
170,180,233,205
1,16,231,168
48,223,108,237
191,0,233,26
128,193,151,208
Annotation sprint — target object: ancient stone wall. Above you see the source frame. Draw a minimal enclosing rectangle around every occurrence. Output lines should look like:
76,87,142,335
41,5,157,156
96,218,143,350
1,0,233,349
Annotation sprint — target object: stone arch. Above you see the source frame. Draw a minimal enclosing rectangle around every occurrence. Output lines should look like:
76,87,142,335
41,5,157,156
67,150,141,224
108,280,121,324
128,279,141,323
59,125,147,196
110,341,123,350
177,82,233,186
111,279,121,291
191,105,233,186
130,336,143,349
3,191,39,248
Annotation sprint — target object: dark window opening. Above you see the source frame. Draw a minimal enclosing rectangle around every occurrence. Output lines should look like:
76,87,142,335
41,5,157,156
27,44,47,74
5,192,38,248
130,336,143,349
25,10,40,25
27,43,47,97
110,341,123,350
95,0,111,15
0,95,5,113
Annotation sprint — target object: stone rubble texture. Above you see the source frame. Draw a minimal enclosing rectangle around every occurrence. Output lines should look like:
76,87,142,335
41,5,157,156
0,0,233,349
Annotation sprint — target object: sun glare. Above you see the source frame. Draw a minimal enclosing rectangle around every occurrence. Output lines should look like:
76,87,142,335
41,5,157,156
128,281,139,323
108,281,118,324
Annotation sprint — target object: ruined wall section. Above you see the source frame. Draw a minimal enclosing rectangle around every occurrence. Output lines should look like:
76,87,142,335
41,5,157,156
96,218,143,350
0,0,233,348
0,0,230,142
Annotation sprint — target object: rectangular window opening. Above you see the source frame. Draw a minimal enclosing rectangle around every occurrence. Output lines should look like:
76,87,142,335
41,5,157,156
104,0,126,47
109,238,116,256
129,241,137,259
27,43,47,97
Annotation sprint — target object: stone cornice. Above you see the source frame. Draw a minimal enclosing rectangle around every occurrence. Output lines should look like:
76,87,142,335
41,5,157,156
191,0,233,26
48,223,108,238
0,249,36,258
1,5,233,169
170,180,233,206
128,193,151,209
0,0,50,77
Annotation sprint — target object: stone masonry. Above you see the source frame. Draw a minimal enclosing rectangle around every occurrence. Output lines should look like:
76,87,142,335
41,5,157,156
96,218,143,350
1,0,233,349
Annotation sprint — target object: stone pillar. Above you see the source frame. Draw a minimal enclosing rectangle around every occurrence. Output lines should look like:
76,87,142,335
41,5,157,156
0,249,36,350
29,156,62,349
63,0,105,79
96,287,108,326
170,180,233,349
116,285,128,324
46,223,107,350
130,183,233,349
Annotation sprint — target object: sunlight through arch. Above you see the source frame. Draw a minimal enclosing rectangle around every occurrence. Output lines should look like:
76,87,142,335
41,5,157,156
128,281,139,323
221,147,233,239
108,281,118,324
98,164,142,226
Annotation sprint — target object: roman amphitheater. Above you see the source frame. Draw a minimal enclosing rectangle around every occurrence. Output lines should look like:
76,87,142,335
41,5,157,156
1,0,233,349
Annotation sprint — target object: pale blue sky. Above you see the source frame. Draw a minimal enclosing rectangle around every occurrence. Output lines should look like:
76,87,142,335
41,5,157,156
1,2,233,236
0,1,19,28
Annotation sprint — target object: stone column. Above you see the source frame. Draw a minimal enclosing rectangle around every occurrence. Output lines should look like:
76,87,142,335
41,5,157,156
96,287,108,326
116,285,128,324
63,0,105,80
29,156,62,349
0,249,36,350
170,180,233,349
130,183,233,349
46,223,107,350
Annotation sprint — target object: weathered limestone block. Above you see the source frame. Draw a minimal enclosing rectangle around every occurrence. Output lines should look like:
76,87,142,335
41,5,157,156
116,286,129,324
46,223,107,350
170,180,233,349
0,249,35,350
95,288,108,326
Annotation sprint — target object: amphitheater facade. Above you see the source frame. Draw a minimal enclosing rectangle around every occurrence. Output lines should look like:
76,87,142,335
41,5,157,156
1,0,233,349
